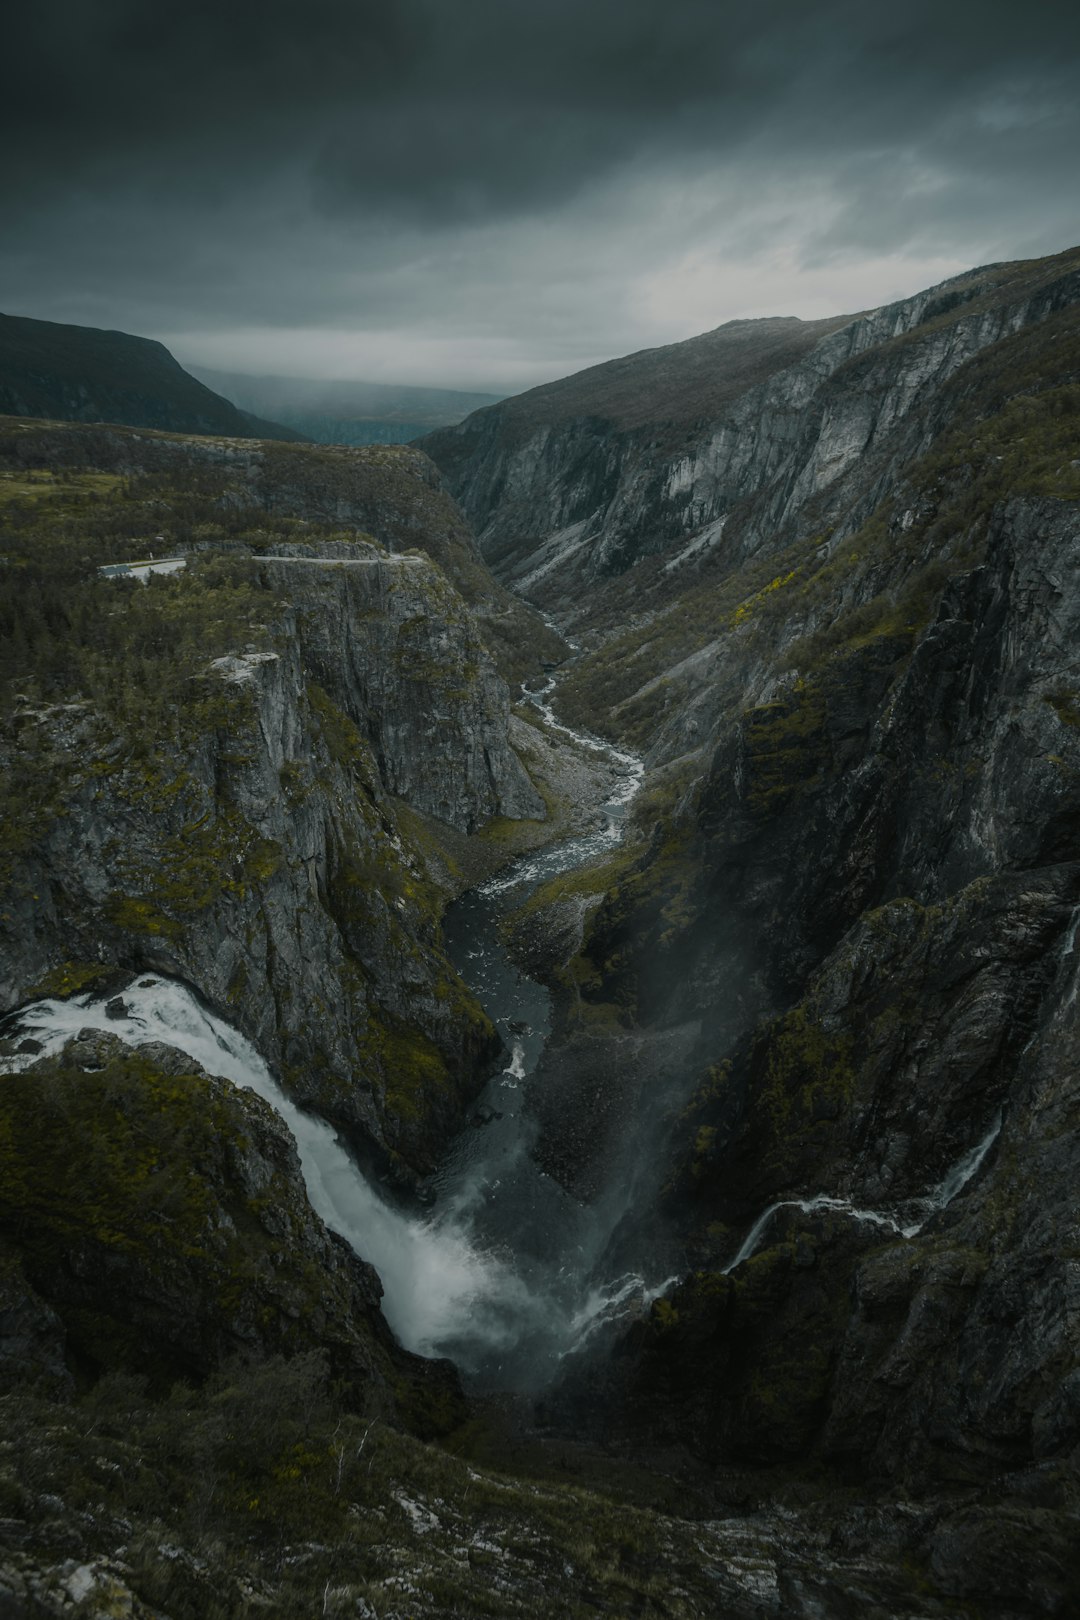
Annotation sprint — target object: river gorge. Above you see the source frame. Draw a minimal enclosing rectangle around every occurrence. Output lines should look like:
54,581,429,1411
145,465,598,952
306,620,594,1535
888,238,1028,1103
0,672,661,1395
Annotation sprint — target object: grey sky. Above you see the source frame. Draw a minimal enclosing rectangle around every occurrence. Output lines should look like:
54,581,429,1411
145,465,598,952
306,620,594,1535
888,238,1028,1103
4,0,1079,391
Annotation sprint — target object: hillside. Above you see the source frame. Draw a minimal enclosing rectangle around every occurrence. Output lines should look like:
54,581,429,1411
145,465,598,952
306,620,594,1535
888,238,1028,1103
0,314,304,442
426,311,853,445
421,248,1080,601
0,418,577,1180
467,246,1080,1612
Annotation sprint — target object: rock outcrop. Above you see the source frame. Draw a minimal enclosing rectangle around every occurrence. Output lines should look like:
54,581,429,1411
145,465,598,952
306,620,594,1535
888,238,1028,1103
0,420,553,1180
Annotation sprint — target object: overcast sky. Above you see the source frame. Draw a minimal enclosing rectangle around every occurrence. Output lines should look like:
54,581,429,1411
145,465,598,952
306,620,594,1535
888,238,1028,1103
4,0,1079,392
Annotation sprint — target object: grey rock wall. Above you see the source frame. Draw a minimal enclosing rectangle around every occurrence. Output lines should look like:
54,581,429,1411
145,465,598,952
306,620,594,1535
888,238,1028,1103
0,544,544,1180
424,254,1080,612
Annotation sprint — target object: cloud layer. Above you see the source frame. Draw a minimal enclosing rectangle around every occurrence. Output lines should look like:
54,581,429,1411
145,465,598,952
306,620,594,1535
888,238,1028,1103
4,1,1079,388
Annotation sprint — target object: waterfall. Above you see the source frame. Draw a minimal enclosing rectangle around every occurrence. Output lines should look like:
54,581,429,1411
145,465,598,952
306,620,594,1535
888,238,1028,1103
0,976,539,1362
1057,903,1080,1015
0,690,659,1391
724,1115,1003,1273
724,1193,909,1273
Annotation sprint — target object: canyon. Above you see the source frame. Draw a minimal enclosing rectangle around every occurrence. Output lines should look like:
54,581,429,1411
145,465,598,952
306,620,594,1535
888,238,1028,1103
1,244,1079,1616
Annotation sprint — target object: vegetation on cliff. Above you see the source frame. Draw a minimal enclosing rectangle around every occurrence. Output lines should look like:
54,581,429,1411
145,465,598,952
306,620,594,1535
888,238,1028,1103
442,251,1080,1611
0,415,555,1179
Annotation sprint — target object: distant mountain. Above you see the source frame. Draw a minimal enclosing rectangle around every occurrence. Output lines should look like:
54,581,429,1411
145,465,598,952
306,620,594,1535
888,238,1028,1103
419,255,1080,600
0,313,305,441
187,365,504,446
430,312,855,443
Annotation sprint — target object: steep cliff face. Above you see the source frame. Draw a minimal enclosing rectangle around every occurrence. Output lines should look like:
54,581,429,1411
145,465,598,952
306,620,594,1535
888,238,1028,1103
254,545,544,828
420,311,851,591
0,421,552,1180
422,247,1080,625
513,251,1080,1577
0,1032,444,1405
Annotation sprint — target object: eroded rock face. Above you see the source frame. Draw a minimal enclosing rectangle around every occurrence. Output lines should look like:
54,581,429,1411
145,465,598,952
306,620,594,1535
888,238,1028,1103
0,578,525,1179
512,243,1080,1552
422,249,1080,616
544,490,1080,1485
254,546,543,827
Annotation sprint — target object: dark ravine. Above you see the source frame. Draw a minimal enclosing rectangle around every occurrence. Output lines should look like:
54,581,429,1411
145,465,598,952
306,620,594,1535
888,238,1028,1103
420,244,1080,1612
3,243,1080,1617
424,676,658,1388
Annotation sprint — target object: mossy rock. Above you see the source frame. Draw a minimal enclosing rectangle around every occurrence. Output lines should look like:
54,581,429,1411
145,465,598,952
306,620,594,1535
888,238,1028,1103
0,1035,396,1399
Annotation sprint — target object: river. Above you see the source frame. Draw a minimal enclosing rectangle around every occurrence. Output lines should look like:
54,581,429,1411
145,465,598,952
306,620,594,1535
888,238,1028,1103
422,676,661,1387
0,679,668,1394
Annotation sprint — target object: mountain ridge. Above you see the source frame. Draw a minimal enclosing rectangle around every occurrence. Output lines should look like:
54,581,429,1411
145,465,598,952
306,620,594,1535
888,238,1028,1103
0,312,304,442
420,245,1080,606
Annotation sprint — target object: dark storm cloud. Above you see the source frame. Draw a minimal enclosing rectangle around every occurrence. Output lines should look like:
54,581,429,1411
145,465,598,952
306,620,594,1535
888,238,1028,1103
9,0,1079,221
3,0,1079,385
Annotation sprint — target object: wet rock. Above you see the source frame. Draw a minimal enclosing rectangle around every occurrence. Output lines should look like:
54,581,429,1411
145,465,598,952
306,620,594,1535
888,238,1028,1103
471,1103,503,1126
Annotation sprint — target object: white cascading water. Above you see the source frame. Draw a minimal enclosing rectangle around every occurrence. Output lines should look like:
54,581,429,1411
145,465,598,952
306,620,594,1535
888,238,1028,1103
723,1116,1003,1273
480,673,643,901
1058,903,1080,1015
0,975,540,1360
722,896,1080,1275
0,970,1010,1367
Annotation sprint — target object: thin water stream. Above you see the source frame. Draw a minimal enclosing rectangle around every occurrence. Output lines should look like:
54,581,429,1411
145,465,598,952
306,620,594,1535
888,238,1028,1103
721,1116,1003,1274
